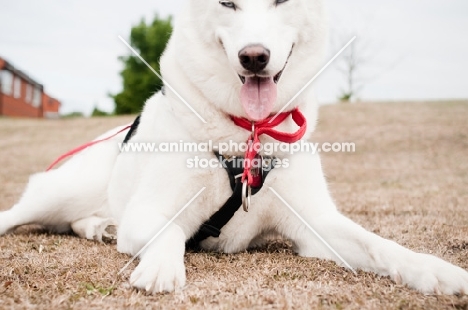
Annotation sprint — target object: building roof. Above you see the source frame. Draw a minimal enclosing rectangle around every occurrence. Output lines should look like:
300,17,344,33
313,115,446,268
0,56,44,91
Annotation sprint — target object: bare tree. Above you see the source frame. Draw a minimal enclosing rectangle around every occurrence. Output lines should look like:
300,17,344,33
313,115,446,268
333,31,402,103
335,34,374,102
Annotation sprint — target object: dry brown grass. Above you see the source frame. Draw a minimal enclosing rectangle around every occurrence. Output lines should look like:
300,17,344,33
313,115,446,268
1,101,468,309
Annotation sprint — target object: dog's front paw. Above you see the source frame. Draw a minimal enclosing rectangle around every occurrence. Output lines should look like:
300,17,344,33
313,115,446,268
130,252,186,294
396,253,468,295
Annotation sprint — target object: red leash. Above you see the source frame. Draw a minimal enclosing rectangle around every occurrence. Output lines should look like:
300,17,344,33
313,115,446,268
46,125,131,171
231,108,307,186
46,109,306,180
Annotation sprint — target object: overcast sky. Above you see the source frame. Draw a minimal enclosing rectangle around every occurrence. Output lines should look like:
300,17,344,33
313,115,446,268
0,0,467,115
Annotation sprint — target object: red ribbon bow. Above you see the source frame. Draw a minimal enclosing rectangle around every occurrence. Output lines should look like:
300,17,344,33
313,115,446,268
231,108,307,186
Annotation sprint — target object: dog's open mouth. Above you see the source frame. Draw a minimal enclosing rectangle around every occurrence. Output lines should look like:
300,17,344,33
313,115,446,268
238,46,293,121
238,70,283,85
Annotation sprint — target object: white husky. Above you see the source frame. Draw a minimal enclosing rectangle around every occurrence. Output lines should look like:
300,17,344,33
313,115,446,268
1,0,468,295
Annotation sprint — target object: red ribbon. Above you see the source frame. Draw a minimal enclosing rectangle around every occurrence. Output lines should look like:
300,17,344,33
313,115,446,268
231,108,307,186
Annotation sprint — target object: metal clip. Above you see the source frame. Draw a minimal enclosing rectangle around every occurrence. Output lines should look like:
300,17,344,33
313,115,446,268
242,180,251,212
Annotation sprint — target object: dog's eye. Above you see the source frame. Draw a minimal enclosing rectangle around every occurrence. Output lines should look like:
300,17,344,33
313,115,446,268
275,0,289,5
219,1,236,10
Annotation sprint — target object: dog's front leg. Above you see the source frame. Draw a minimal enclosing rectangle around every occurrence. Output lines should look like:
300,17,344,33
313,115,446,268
117,206,186,293
273,153,468,294
286,211,468,294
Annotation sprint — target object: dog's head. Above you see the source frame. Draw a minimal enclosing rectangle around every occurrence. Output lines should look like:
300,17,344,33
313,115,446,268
163,0,328,121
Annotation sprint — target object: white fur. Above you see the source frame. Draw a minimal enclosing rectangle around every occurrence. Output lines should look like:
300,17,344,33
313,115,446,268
1,0,468,296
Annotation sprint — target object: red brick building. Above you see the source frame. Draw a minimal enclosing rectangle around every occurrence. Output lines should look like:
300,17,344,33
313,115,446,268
0,57,61,118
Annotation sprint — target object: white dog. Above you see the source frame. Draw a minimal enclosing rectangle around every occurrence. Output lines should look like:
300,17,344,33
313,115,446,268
1,0,468,295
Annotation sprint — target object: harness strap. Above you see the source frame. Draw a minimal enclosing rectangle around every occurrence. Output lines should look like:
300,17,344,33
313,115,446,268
186,152,276,250
123,115,141,144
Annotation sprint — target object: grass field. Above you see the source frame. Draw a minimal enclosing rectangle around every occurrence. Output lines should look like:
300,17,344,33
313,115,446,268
1,101,468,309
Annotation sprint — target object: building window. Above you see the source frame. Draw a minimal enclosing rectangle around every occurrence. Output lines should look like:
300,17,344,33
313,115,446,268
25,84,33,103
32,87,41,107
13,77,21,99
0,70,13,96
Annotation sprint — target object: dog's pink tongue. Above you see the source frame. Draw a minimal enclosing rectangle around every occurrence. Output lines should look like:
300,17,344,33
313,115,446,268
240,77,277,121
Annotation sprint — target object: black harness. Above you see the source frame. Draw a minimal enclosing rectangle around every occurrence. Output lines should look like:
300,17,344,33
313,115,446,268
123,115,275,250
123,115,141,144
186,152,275,249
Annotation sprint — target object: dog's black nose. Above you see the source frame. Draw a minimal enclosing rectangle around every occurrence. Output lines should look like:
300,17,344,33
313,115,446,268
238,45,270,73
